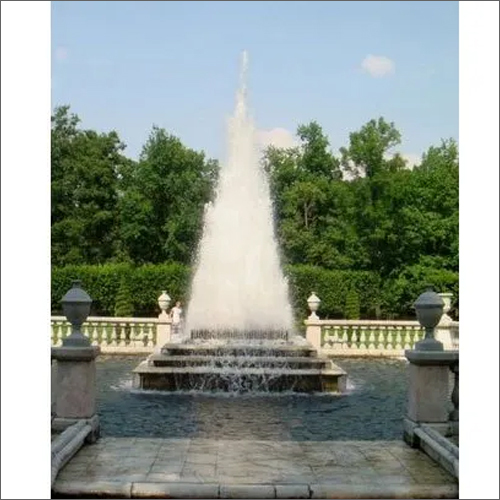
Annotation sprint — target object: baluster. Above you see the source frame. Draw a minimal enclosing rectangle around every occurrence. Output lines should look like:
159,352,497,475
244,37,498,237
152,322,158,347
368,327,376,349
110,323,118,347
415,326,424,346
321,326,327,348
91,322,99,346
341,327,349,349
449,362,459,422
359,327,367,349
100,323,108,347
130,323,135,346
395,327,402,350
128,322,135,347
130,323,139,347
57,322,68,345
377,326,385,350
146,323,154,347
321,326,333,349
322,326,331,348
141,323,148,347
119,322,128,346
51,322,58,345
57,323,66,345
403,327,412,349
327,326,333,345
351,326,358,350
408,326,415,348
332,326,340,346
52,322,57,345
135,323,148,347
386,328,394,350
81,322,89,342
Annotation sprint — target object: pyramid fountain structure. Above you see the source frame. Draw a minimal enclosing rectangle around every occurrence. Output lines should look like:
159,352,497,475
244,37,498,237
133,52,347,393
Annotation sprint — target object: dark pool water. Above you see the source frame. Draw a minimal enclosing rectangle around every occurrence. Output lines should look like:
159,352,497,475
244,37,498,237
96,356,409,441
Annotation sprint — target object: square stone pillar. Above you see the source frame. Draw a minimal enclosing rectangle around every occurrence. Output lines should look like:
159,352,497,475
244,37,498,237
156,312,172,349
51,345,100,441
404,350,458,447
305,320,322,351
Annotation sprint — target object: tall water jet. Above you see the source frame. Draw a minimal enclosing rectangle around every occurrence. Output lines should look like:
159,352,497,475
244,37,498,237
133,52,348,393
185,51,294,335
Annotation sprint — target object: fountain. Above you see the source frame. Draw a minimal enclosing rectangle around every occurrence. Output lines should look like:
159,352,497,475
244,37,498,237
134,52,347,393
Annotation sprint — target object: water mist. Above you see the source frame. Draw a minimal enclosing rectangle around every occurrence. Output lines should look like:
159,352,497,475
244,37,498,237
185,51,294,335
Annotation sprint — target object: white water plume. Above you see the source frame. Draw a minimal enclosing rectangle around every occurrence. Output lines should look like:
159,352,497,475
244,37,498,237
185,51,294,334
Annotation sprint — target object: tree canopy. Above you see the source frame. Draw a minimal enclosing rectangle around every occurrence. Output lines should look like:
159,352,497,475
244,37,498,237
51,106,458,318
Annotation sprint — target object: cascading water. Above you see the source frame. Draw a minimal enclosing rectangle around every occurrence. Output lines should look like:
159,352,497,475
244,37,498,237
185,51,294,335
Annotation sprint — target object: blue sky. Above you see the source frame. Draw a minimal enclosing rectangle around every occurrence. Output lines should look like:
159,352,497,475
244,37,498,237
52,1,458,165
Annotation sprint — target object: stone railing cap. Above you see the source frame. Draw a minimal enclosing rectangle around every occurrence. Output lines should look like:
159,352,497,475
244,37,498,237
51,345,100,361
405,349,458,365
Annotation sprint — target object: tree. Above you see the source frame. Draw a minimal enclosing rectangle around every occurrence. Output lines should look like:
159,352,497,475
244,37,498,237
51,106,128,266
340,117,401,179
297,121,342,180
262,145,301,221
388,139,459,272
50,108,459,318
118,126,219,264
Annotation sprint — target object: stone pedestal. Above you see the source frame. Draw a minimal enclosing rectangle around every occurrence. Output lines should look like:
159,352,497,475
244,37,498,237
156,312,172,348
404,350,458,447
51,345,100,442
305,321,322,351
407,363,449,422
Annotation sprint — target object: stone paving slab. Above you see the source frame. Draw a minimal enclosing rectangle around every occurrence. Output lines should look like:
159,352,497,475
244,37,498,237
53,438,458,499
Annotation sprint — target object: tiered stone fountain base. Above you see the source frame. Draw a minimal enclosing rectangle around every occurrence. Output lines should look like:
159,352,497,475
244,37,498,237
133,330,347,393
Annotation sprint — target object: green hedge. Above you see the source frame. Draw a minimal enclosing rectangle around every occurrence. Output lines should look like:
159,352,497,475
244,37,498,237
381,264,459,319
51,263,192,317
51,263,458,320
284,265,382,319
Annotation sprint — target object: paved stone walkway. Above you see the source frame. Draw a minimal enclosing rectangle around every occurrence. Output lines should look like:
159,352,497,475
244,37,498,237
53,438,457,498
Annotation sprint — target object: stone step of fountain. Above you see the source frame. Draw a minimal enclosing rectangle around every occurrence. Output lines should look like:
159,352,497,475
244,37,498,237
149,354,331,370
160,343,317,358
133,360,347,393
190,329,290,341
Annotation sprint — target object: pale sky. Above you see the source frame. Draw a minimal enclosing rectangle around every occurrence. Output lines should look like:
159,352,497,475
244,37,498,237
52,1,458,166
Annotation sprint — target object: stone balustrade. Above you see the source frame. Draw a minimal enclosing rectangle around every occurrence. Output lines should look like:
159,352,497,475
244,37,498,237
305,319,459,357
51,316,159,353
50,314,458,356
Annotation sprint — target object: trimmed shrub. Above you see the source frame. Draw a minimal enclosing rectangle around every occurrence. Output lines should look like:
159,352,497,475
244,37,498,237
51,263,129,316
51,263,191,317
344,288,360,319
381,264,459,319
114,277,134,317
284,265,382,320
51,263,458,320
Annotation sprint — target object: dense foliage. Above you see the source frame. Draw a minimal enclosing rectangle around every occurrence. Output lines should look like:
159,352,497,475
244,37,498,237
51,107,459,319
52,107,218,267
51,264,457,320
